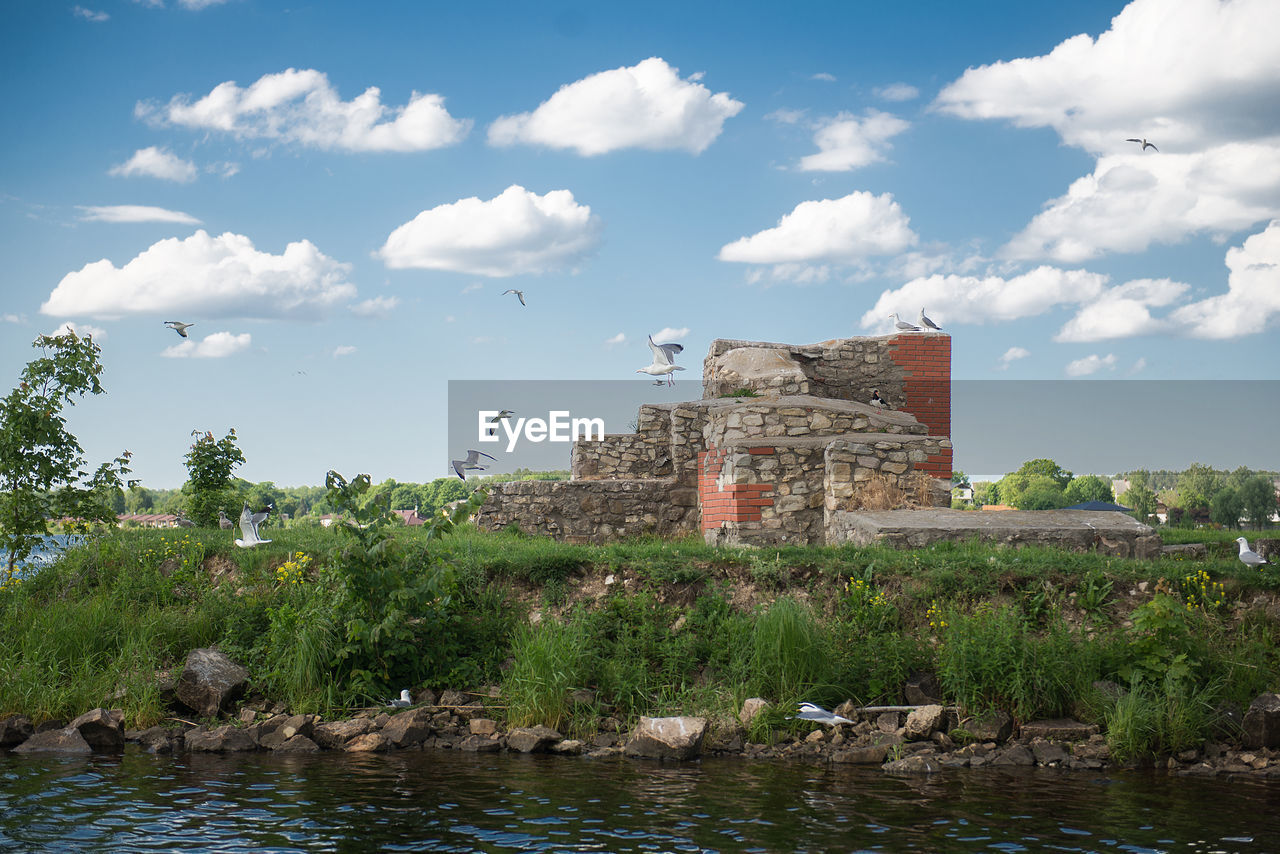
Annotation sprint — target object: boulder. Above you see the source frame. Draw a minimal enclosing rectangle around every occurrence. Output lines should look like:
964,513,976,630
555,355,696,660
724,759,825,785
258,714,315,749
883,754,943,774
130,725,179,754
1029,738,1068,765
469,718,499,736
832,744,889,764
904,705,945,741
12,728,92,754
549,739,584,755
957,710,1013,744
1243,693,1280,749
876,712,900,733
344,732,388,752
381,708,434,748
68,708,125,752
1018,718,1098,742
904,672,943,706
624,716,707,761
176,648,249,718
184,724,257,752
274,735,320,753
459,735,502,752
991,744,1035,766
0,714,34,748
507,725,563,754
312,718,372,750
739,697,769,728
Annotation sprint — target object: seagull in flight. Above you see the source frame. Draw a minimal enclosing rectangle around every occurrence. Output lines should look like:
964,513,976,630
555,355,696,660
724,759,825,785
918,308,942,332
1126,138,1158,152
790,702,854,726
637,335,686,386
452,449,496,480
234,502,273,548
889,313,921,332
386,689,412,709
164,321,195,338
503,289,526,306
1238,537,1269,569
486,410,515,437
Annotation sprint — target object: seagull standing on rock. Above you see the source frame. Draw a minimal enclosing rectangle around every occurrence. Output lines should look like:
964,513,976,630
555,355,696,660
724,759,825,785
637,335,685,386
918,308,942,332
790,702,854,726
386,689,412,709
1238,537,1269,569
889,313,921,332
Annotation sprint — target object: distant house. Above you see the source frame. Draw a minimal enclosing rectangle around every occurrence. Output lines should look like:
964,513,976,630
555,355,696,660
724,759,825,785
391,508,428,527
319,514,337,528
980,504,1016,512
117,513,182,529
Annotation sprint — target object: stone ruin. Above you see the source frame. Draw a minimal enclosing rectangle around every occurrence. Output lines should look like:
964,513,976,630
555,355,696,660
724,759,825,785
476,332,955,547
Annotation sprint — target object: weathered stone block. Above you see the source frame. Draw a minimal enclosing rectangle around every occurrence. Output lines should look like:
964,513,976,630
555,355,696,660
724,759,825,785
1243,693,1280,749
624,716,707,761
176,648,249,718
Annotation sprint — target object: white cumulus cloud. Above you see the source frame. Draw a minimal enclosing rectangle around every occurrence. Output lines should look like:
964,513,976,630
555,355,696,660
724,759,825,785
875,83,919,102
1168,219,1280,338
109,146,197,183
812,72,837,83
142,68,471,153
162,331,250,359
377,185,602,277
719,191,917,270
797,110,910,172
1054,278,1188,342
604,332,627,347
1065,353,1117,377
73,6,109,21
42,230,356,320
349,295,400,317
998,347,1030,369
487,57,743,156
651,327,689,344
332,345,357,358
77,205,201,225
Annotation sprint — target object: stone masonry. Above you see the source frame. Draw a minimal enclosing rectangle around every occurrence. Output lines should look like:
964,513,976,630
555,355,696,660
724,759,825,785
476,332,954,546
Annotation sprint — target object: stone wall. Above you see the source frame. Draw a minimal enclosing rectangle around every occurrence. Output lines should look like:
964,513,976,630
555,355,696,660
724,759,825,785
475,479,698,544
703,397,924,448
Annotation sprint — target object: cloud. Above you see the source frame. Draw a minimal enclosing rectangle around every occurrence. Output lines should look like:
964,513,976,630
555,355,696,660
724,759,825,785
1129,357,1148,375
349,295,400,317
77,205,201,225
206,161,240,179
3,313,25,324
651,327,689,343
50,321,107,341
1168,219,1280,338
42,229,356,320
997,346,1030,369
1002,146,1280,262
487,57,744,156
797,110,910,172
1065,353,1116,377
162,331,250,359
766,108,807,126
811,72,837,83
73,6,109,21
875,83,919,102
461,282,483,294
142,68,471,152
108,146,197,183
178,0,229,8
719,191,917,268
1054,278,1188,342
332,345,357,358
859,266,1107,329
604,332,627,347
377,185,602,277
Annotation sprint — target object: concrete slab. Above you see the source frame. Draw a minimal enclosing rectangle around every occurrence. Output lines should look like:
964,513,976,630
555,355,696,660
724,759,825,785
828,508,1161,558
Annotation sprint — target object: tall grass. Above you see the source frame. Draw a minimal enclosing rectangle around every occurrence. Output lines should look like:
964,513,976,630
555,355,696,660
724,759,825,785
748,597,832,702
503,617,589,731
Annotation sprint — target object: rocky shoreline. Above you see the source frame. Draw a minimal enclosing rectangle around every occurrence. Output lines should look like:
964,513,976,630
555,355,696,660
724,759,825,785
5,646,1280,781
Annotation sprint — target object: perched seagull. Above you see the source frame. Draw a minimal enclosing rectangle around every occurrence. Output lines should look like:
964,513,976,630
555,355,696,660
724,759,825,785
218,510,233,530
386,689,412,709
164,321,194,338
889,313,921,332
234,503,273,548
918,308,942,332
1238,537,1269,569
637,335,686,386
1126,138,1158,152
503,289,526,306
175,513,195,528
452,449,496,480
791,702,854,727
869,389,887,410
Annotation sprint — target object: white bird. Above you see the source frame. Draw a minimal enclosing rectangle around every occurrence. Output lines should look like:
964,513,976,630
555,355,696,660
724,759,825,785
386,689,412,709
918,308,942,332
503,289,526,306
791,702,854,726
164,321,194,338
452,449,496,480
234,503,272,548
637,335,686,386
1125,138,1158,152
889,313,921,332
1238,537,1269,569
486,410,516,437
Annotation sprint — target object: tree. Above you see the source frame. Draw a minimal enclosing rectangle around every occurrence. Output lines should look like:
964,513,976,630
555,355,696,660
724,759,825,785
1014,458,1072,489
182,429,246,527
1209,487,1242,529
1176,463,1221,512
1013,475,1069,510
124,485,155,514
1063,475,1115,506
1238,476,1278,529
1121,483,1158,524
0,332,133,576
972,482,998,507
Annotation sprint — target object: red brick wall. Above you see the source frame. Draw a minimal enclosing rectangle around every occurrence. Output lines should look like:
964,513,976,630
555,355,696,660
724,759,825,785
698,447,775,531
887,334,953,479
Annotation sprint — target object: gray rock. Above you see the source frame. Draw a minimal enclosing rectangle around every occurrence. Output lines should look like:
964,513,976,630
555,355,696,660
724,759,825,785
624,716,707,761
312,718,372,750
876,712,900,733
992,744,1035,766
381,708,434,748
904,705,944,741
957,710,1013,744
459,735,502,753
185,724,257,752
1243,693,1280,749
176,648,249,718
469,718,499,736
1018,718,1099,742
35,718,67,733
832,744,889,764
550,739,584,755
883,754,943,774
1029,738,1067,765
67,708,125,752
344,732,388,752
131,726,179,754
904,672,942,705
274,735,320,753
508,725,563,754
739,697,769,728
12,727,92,754
0,714,34,748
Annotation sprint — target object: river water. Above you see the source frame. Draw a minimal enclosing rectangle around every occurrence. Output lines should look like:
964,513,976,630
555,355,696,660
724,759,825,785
2,750,1277,852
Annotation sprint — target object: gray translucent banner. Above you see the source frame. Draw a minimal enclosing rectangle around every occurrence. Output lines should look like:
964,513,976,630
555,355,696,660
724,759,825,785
447,380,1279,479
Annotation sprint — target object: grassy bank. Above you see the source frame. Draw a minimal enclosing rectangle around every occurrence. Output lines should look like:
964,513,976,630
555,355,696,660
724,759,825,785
2,523,1278,761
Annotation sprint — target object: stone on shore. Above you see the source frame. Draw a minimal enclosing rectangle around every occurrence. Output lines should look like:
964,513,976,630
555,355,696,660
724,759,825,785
507,725,562,754
739,698,769,728
1243,693,1280,749
67,708,125,752
185,724,257,752
1018,719,1098,742
0,714,34,748
274,735,320,753
344,732,388,752
312,718,372,750
624,716,707,761
957,710,1013,744
381,708,434,748
176,648,249,718
12,727,92,754
904,705,945,740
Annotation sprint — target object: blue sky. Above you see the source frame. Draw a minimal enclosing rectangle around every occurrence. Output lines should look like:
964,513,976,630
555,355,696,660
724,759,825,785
2,0,1277,489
